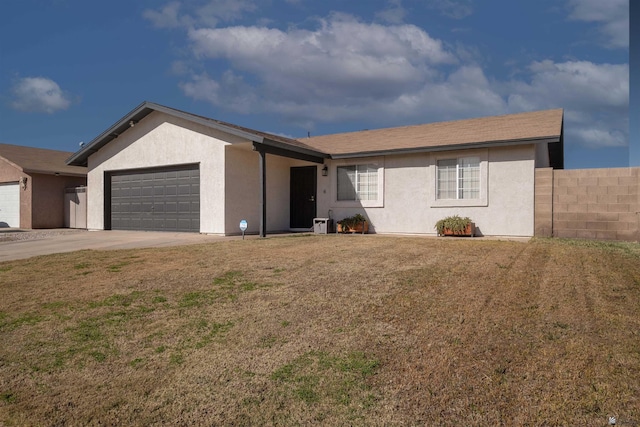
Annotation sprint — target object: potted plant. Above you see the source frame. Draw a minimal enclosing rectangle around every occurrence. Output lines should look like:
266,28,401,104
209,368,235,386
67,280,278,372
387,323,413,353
337,213,370,234
435,215,474,237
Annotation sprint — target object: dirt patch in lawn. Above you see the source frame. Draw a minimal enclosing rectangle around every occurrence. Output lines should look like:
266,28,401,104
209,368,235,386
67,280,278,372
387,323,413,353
0,236,639,425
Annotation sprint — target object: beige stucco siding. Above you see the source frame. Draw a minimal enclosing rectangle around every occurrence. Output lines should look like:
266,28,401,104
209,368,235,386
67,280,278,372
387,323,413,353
482,145,536,236
86,111,245,234
224,145,259,234
31,173,86,229
322,145,537,237
0,159,30,228
224,146,296,234
265,156,298,232
535,142,550,168
1,158,86,229
369,153,429,234
84,108,540,237
224,146,318,234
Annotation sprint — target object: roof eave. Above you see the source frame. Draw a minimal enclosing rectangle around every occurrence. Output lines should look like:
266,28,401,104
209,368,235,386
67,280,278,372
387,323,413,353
254,139,328,164
329,136,561,159
66,101,154,166
23,168,87,177
260,138,328,161
150,103,265,142
0,155,24,173
66,101,271,167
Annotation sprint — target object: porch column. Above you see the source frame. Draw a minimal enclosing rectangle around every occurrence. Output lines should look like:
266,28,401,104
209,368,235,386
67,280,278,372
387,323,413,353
252,139,326,238
258,148,267,238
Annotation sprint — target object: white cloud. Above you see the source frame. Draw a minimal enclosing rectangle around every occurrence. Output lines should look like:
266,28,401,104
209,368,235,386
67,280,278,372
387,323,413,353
376,0,406,24
187,14,456,103
169,60,191,76
504,60,628,148
179,14,473,126
573,127,627,148
10,77,72,114
143,0,256,29
143,2,186,29
408,66,506,119
180,71,257,114
427,0,473,19
567,0,629,48
164,8,627,150
196,0,256,26
506,60,628,111
180,64,505,128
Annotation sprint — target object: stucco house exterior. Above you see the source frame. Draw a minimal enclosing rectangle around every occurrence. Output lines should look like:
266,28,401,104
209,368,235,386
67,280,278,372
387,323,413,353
66,102,563,237
0,143,87,228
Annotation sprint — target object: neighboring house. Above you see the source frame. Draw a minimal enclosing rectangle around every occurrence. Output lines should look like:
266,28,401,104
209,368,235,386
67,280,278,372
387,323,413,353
66,102,563,237
0,144,87,228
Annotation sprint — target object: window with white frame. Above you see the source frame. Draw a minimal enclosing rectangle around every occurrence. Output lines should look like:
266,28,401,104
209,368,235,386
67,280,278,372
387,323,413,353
337,164,378,201
437,156,480,199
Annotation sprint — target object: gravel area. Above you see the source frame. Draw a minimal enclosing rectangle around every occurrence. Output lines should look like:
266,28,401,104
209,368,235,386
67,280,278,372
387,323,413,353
0,228,88,242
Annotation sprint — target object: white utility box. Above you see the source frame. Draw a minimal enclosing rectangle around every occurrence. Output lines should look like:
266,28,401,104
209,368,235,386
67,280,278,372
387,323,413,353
313,218,333,234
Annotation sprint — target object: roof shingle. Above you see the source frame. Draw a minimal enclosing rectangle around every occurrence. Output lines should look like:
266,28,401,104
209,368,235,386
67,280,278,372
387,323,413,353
0,143,87,176
299,109,563,156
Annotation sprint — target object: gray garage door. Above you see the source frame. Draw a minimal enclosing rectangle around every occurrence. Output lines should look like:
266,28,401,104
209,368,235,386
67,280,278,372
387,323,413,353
109,165,200,232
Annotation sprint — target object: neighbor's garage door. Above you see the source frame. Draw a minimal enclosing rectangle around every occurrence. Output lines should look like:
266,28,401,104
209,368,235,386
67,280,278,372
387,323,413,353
109,165,200,232
0,183,20,228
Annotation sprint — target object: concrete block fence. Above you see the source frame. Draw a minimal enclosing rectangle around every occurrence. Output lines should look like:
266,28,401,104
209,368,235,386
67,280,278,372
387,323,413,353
535,167,639,241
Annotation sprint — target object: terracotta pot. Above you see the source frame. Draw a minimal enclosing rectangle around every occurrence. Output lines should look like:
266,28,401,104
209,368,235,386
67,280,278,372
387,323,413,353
441,223,475,237
337,221,369,234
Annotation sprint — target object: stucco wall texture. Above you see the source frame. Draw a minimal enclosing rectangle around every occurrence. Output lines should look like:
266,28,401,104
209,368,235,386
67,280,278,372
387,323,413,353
0,159,28,228
87,111,233,234
31,174,87,229
535,167,640,241
321,144,537,237
0,158,86,228
85,110,546,237
86,111,310,235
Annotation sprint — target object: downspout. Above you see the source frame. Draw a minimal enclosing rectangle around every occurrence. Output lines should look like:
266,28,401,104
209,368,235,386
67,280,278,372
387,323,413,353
258,148,267,238
551,168,555,238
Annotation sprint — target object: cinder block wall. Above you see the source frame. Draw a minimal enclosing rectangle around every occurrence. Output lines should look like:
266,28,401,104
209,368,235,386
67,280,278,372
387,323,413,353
534,168,554,237
535,167,639,241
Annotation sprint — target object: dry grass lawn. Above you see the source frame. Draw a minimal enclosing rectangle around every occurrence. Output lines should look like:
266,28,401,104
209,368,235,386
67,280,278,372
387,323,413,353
0,235,639,426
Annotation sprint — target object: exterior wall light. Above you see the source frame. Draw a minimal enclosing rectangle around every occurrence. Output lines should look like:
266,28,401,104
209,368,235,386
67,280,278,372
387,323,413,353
322,165,328,176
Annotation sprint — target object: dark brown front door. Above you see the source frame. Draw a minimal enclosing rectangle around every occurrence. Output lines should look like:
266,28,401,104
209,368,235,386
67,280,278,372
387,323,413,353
290,166,317,229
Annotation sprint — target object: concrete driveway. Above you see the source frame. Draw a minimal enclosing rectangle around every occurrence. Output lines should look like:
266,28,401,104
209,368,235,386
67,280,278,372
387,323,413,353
0,229,243,262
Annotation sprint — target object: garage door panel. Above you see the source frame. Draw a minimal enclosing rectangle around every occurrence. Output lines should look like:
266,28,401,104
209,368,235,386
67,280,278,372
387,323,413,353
154,218,169,228
177,184,193,195
110,165,199,232
165,202,177,213
178,218,198,230
178,201,194,212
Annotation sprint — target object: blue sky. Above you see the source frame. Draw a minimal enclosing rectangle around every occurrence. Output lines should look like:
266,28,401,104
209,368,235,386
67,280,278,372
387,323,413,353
0,0,631,169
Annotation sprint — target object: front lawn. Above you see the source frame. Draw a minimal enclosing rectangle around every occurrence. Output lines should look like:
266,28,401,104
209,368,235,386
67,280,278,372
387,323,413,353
1,236,638,425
